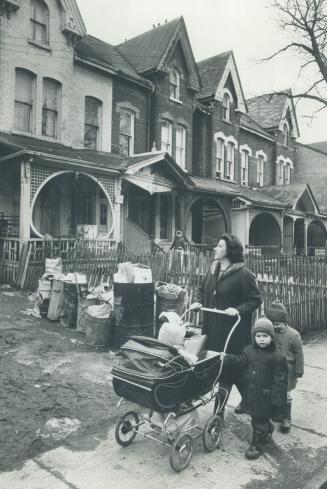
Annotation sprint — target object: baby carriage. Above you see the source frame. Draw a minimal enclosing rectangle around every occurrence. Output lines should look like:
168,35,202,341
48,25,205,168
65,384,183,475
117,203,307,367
111,305,240,472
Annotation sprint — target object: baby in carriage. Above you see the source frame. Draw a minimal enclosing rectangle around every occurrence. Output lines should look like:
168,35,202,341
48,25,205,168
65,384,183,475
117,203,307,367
158,311,207,364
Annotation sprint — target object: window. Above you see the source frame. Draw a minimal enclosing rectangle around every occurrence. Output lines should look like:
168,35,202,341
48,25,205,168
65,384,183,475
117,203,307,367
241,150,249,186
169,68,180,101
283,123,289,146
216,139,224,179
285,162,291,185
257,154,265,187
84,96,101,149
119,110,134,156
42,78,60,138
15,68,35,133
30,0,49,45
277,160,284,185
175,125,186,169
160,120,172,155
226,142,235,180
223,92,231,122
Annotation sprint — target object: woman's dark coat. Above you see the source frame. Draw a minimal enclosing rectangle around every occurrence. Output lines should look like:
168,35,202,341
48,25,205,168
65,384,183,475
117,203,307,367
201,262,262,355
225,343,288,419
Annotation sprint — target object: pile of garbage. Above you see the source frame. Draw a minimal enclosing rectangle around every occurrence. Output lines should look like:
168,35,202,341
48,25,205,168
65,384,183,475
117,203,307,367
114,262,152,283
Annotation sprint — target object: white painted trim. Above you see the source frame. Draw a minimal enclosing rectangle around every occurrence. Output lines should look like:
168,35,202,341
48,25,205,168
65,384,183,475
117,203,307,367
214,131,227,143
226,135,238,149
239,144,252,156
280,97,300,139
222,87,234,103
30,171,115,239
214,54,247,113
256,149,267,161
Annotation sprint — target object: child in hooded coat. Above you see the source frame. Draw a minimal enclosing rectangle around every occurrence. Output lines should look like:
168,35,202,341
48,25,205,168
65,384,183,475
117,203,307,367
266,300,304,433
221,316,288,459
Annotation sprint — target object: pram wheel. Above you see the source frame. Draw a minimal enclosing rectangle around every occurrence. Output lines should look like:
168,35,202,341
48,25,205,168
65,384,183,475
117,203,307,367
115,411,140,447
170,433,193,472
202,415,223,452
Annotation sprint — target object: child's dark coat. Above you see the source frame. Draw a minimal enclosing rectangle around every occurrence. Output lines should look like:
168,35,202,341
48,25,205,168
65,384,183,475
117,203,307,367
225,343,288,419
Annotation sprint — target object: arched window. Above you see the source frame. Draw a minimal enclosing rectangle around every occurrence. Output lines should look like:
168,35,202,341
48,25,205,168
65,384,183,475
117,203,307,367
223,92,231,121
216,139,225,179
119,109,134,156
283,123,289,146
160,120,172,154
169,68,180,101
30,0,49,45
15,68,36,133
84,96,102,149
42,78,61,138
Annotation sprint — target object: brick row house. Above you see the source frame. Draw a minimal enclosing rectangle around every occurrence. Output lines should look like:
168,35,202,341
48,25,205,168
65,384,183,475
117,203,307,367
0,1,326,259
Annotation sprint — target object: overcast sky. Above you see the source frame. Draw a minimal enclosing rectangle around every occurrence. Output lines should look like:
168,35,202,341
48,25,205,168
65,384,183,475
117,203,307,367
77,0,327,144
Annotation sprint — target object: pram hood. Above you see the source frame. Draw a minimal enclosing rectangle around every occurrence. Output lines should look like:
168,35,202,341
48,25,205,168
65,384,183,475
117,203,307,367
113,336,191,381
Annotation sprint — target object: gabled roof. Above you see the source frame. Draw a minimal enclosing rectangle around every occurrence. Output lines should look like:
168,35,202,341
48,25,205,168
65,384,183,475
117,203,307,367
196,51,247,113
117,17,201,91
262,184,320,213
196,51,230,100
247,90,299,137
75,35,150,86
240,113,274,141
307,141,327,154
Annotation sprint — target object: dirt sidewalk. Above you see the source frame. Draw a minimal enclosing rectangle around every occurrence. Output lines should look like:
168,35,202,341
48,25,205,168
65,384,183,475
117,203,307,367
0,288,327,488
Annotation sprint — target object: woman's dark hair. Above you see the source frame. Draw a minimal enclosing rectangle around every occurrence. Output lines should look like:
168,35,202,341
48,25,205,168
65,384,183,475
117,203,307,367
219,233,245,263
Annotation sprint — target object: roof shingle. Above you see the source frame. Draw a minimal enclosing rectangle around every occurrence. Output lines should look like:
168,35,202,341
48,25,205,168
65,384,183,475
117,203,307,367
117,18,181,73
196,51,231,100
247,91,290,129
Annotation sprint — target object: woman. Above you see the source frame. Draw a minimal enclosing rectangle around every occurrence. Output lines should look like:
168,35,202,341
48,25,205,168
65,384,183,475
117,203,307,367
201,233,262,411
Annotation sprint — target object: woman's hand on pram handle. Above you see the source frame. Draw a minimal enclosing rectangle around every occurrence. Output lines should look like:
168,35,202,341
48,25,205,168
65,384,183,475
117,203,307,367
223,307,239,316
218,352,227,360
189,302,202,311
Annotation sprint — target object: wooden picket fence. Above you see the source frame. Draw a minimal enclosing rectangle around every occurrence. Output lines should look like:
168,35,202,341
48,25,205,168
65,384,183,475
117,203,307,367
1,238,327,334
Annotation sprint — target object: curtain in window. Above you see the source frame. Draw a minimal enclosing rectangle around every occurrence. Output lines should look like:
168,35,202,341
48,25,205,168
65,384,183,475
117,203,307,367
30,0,48,44
119,110,133,156
84,97,101,149
42,78,59,138
15,69,35,132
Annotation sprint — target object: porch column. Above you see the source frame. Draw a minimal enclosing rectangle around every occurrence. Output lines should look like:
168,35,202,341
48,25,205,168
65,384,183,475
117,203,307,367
171,192,176,237
154,194,160,239
114,179,123,242
19,160,31,242
292,217,296,255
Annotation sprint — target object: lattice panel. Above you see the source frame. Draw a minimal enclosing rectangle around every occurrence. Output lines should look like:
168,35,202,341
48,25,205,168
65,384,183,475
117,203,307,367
97,175,116,203
30,165,56,203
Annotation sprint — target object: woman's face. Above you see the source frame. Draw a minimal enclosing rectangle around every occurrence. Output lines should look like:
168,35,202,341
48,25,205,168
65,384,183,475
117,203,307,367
214,239,228,260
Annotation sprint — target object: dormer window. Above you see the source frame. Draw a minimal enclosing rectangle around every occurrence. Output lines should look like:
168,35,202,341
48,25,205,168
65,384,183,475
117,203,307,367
223,92,231,122
30,0,49,45
283,123,289,146
169,68,180,101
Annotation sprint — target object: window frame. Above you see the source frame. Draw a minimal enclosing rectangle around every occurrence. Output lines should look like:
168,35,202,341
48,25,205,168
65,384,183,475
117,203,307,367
30,0,49,46
223,92,232,122
216,138,225,179
226,142,235,180
14,68,36,134
42,77,60,139
277,159,284,185
160,120,173,155
175,124,186,169
119,109,135,156
84,96,102,150
169,68,181,102
241,149,249,186
283,122,289,146
257,154,265,187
